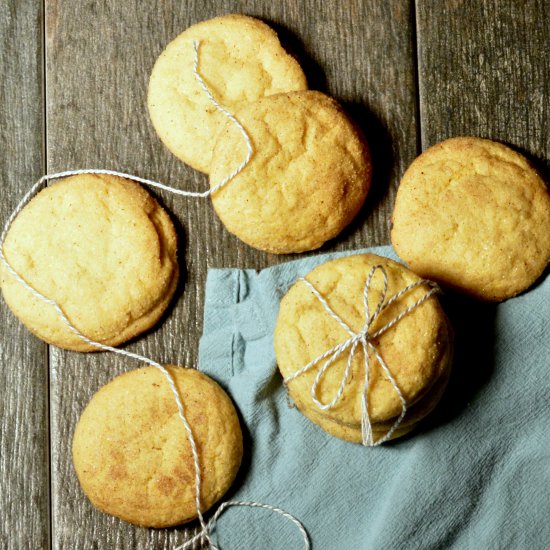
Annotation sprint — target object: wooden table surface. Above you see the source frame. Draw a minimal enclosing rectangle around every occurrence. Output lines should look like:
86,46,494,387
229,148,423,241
1,1,548,548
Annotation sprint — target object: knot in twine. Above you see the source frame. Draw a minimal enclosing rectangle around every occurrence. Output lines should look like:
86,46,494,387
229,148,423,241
284,265,440,447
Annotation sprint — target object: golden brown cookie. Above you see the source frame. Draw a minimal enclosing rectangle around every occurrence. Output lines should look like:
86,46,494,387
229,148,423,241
209,91,371,253
274,254,453,444
0,174,178,351
148,14,307,173
72,366,243,528
391,137,550,301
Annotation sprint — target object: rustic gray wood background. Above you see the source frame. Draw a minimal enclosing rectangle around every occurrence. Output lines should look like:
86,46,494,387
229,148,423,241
1,0,548,548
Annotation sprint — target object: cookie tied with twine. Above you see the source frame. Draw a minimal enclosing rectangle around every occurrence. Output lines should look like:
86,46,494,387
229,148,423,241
275,254,453,445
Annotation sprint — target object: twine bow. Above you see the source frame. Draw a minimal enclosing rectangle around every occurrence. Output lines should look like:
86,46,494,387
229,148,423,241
284,265,440,446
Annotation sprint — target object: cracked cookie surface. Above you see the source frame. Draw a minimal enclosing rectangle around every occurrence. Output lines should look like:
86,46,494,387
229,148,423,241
72,366,243,527
147,14,307,173
210,91,371,253
391,136,550,301
0,174,178,351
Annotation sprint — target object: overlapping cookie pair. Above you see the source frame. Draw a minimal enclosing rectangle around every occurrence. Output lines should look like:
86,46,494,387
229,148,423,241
148,14,372,253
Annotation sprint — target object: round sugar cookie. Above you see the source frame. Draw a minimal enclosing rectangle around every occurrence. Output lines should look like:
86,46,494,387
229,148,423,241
148,14,307,173
209,91,371,253
274,254,453,444
391,137,550,301
72,366,243,528
0,174,178,351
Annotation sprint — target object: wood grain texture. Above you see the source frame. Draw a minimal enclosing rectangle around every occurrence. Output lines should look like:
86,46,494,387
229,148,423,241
44,1,417,548
416,0,550,169
0,2,49,549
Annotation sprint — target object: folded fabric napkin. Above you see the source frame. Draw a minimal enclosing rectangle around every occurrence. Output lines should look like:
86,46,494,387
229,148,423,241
199,245,549,549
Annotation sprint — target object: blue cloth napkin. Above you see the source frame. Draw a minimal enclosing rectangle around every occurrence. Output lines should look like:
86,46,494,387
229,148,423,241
198,246,549,550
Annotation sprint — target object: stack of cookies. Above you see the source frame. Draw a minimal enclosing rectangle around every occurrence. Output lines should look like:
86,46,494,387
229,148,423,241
275,254,453,444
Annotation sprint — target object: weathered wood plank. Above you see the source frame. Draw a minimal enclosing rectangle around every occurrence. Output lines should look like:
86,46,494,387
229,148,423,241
45,1,417,548
416,0,550,168
0,2,49,549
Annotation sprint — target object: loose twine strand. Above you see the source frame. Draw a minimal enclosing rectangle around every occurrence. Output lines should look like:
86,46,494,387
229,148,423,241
284,265,440,446
0,39,253,208
0,40,308,550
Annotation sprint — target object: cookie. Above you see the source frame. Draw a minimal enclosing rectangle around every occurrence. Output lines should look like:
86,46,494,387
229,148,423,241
209,91,371,253
0,174,178,351
72,366,243,528
391,137,550,301
274,254,453,444
148,14,307,173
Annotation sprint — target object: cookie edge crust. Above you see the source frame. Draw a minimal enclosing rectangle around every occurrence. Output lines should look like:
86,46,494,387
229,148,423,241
292,348,452,444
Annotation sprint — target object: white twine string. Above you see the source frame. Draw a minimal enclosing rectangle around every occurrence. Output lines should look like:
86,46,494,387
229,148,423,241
0,229,310,549
0,194,309,550
0,39,253,204
191,40,253,192
175,501,310,550
0,40,307,549
284,265,440,446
